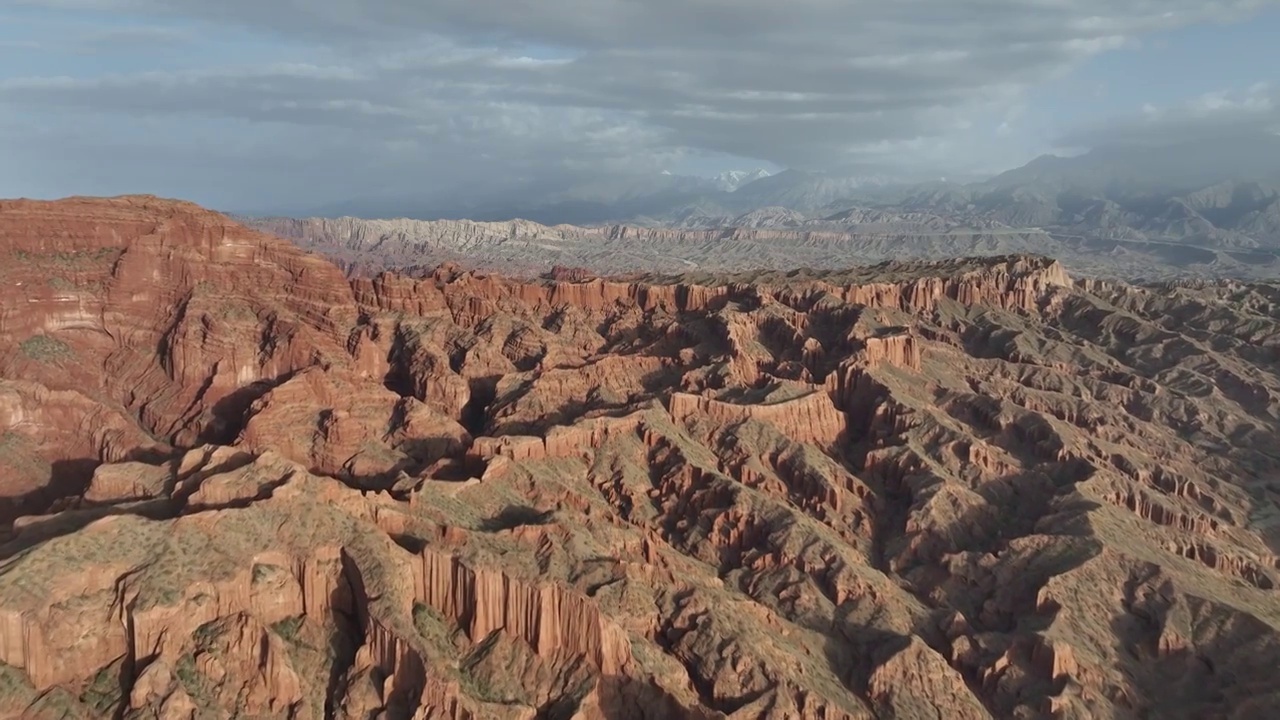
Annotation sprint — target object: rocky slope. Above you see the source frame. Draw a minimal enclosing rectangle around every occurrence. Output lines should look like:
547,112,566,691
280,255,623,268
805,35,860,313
3,196,1280,718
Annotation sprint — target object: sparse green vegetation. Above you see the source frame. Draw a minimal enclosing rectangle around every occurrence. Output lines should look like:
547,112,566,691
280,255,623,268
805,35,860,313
412,602,458,653
193,620,226,651
0,431,52,478
0,432,22,454
458,668,504,704
18,334,74,363
453,643,506,705
271,616,305,645
173,653,213,703
23,687,80,715
45,276,106,294
412,601,477,697
174,654,197,685
152,586,182,608
13,247,121,267
219,302,257,322
79,662,124,715
0,662,36,703
251,562,285,586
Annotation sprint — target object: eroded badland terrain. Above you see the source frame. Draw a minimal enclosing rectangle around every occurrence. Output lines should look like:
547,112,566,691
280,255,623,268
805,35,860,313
2,196,1280,719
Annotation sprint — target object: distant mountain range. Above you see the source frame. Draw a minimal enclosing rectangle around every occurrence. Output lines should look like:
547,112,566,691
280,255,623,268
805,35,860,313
300,166,909,227
285,133,1280,255
898,134,1280,250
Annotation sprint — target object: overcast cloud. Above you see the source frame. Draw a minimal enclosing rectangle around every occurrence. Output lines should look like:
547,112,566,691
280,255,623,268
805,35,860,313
1,0,1277,214
1058,81,1278,148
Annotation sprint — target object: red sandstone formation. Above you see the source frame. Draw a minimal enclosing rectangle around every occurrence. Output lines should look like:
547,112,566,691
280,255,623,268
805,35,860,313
238,366,470,487
545,265,596,283
668,390,845,448
2,196,1280,719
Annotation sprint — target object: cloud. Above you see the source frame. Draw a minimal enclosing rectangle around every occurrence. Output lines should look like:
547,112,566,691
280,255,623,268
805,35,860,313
1059,81,1279,148
2,0,1277,212
21,0,1265,49
76,25,190,51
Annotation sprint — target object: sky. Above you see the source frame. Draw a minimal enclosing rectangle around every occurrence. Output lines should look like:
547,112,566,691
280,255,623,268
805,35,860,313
0,0,1277,215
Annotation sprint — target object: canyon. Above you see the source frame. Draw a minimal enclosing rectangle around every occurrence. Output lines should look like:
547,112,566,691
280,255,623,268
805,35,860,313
1,195,1279,718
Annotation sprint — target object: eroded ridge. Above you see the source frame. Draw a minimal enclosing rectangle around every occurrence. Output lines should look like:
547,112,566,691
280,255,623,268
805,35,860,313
2,196,1280,719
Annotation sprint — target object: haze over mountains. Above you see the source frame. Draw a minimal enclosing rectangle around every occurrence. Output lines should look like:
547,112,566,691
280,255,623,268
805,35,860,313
256,133,1280,282
301,133,1280,229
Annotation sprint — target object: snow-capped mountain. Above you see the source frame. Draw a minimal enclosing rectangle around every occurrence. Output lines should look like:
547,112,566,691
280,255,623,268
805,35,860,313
713,168,773,192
